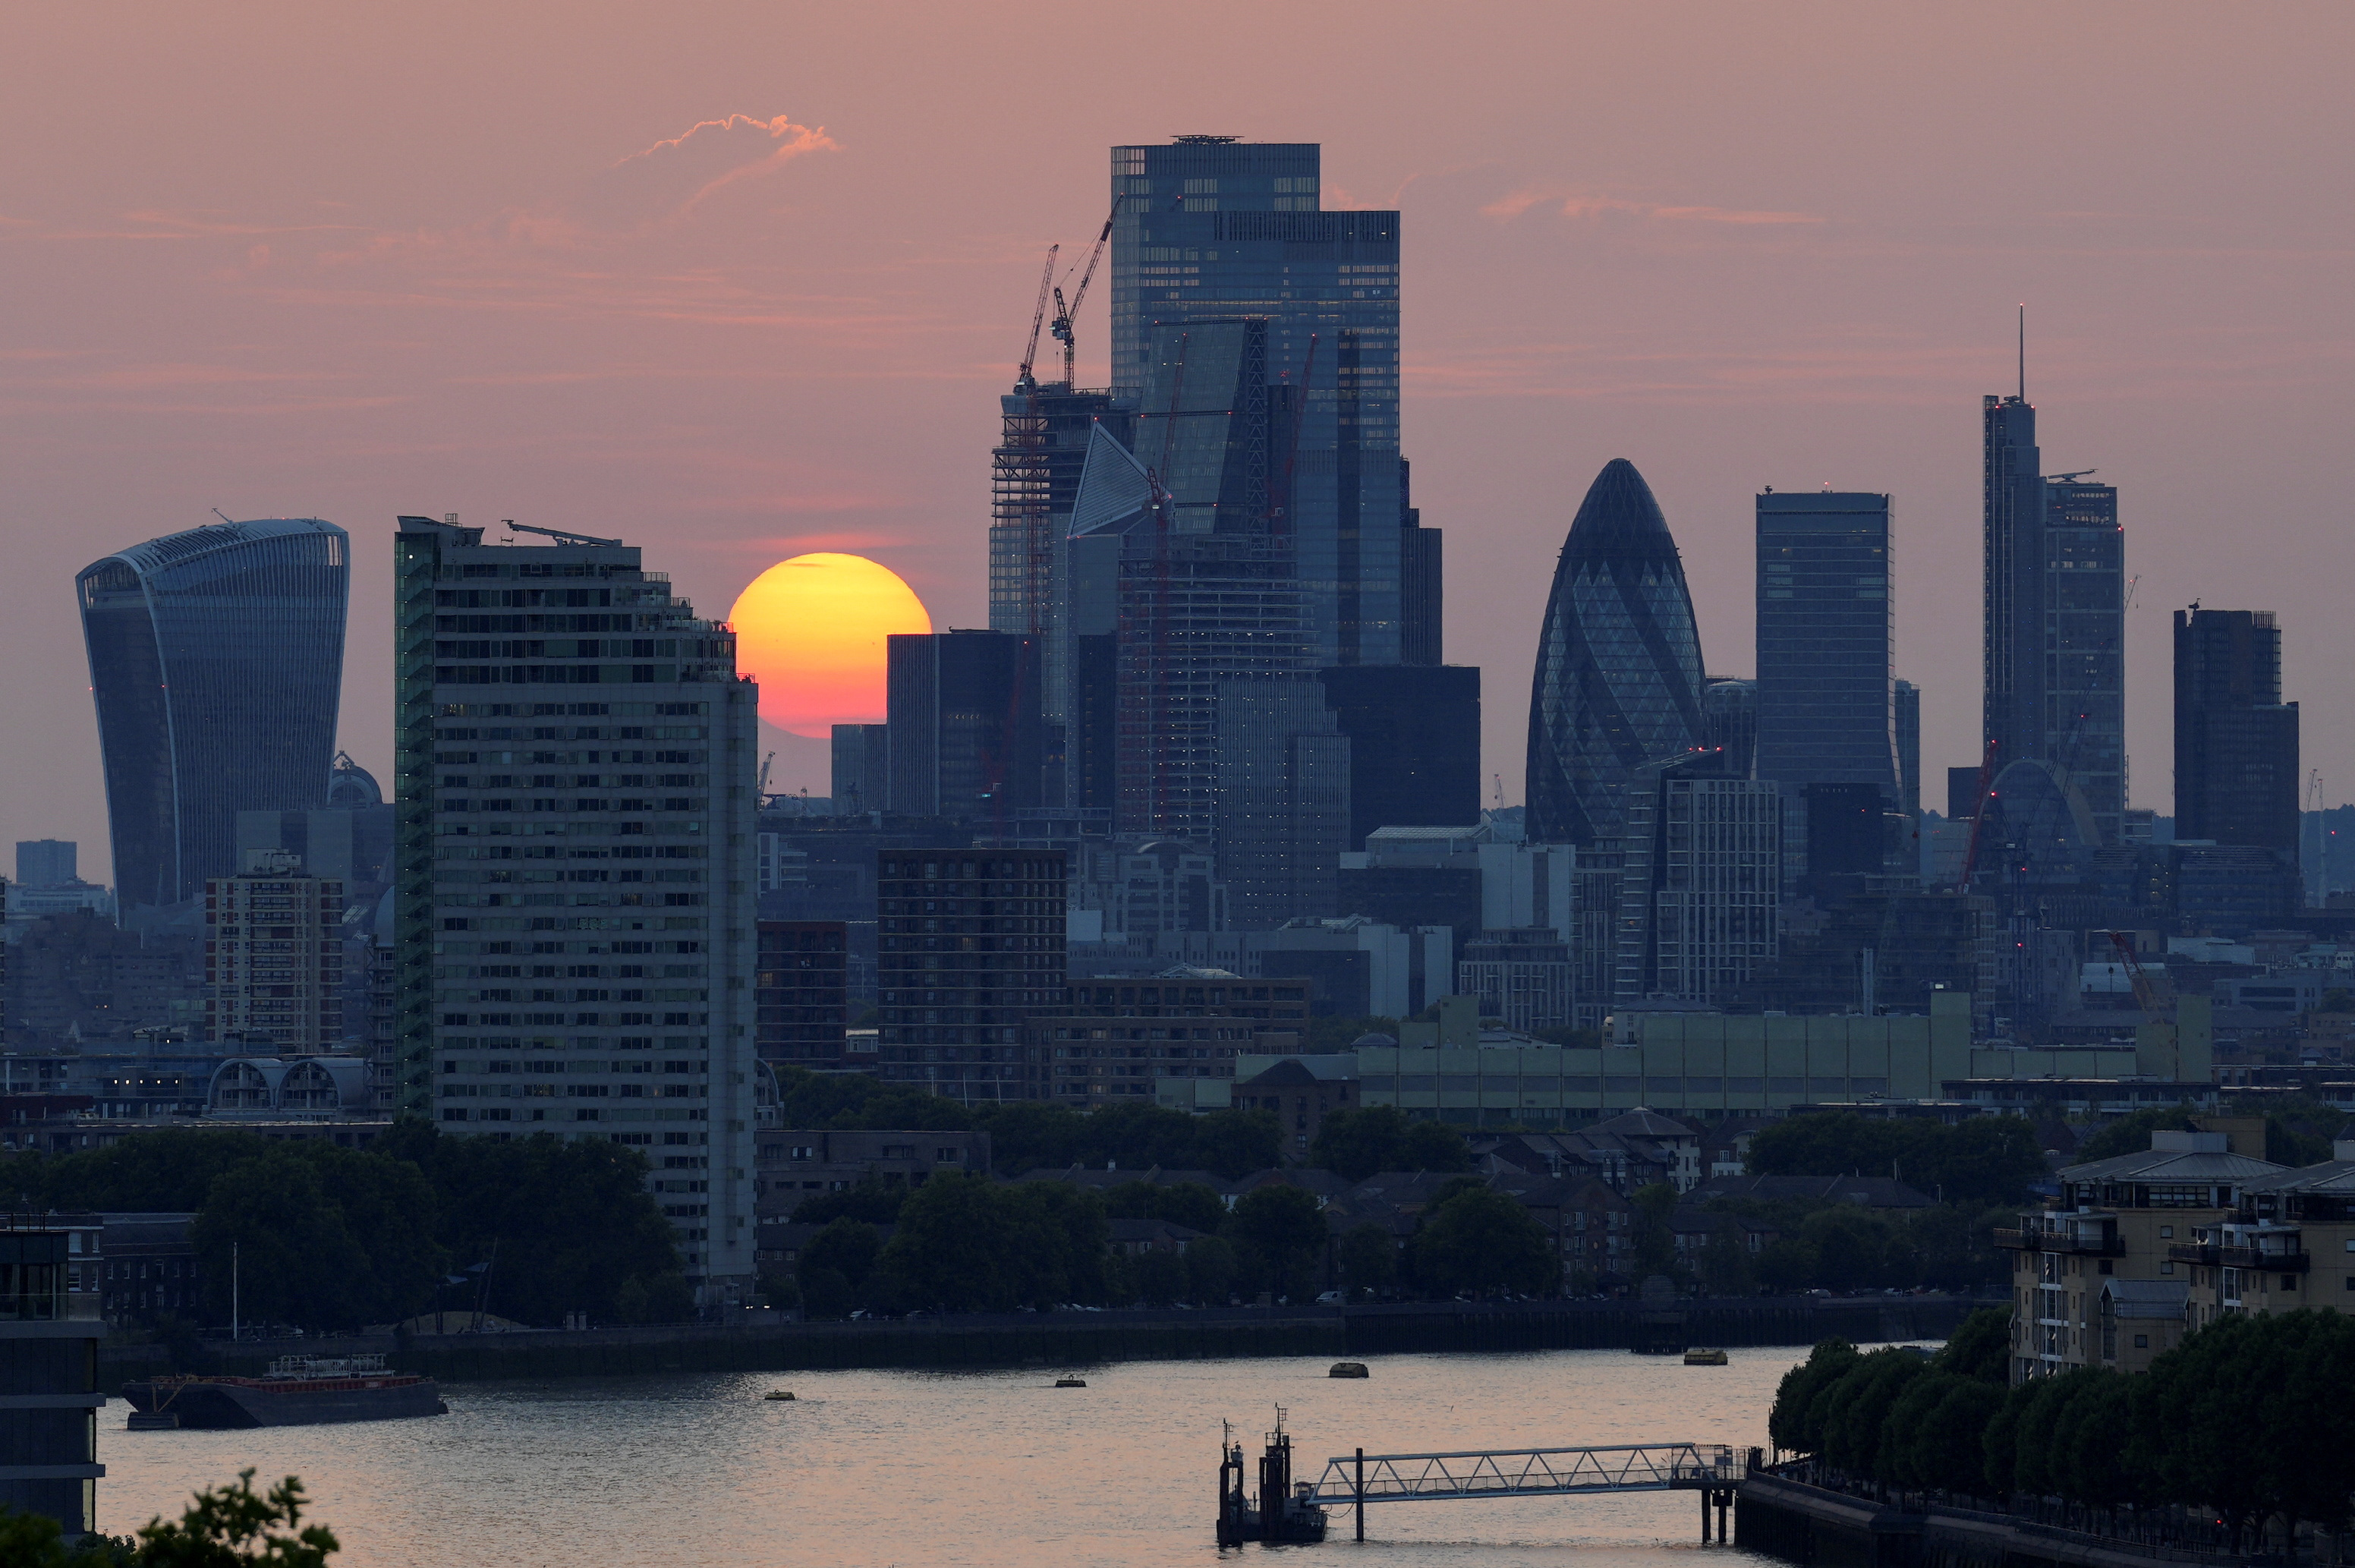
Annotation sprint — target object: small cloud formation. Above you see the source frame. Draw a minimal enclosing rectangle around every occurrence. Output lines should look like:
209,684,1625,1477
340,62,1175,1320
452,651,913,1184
1481,188,1820,226
573,114,839,231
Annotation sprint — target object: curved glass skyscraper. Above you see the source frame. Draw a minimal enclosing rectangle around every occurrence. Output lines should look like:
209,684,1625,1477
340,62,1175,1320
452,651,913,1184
77,518,349,912
1525,459,1708,845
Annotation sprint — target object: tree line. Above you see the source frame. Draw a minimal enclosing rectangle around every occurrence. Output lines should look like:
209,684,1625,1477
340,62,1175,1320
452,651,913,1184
1772,1308,2355,1550
778,1168,1562,1316
0,1125,689,1333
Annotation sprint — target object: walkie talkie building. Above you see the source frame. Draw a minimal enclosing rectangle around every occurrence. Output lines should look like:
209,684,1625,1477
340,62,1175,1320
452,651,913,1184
77,518,349,912
1524,459,1708,847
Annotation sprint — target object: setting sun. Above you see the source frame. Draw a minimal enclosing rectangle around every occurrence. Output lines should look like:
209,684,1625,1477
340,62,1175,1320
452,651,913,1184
727,553,932,737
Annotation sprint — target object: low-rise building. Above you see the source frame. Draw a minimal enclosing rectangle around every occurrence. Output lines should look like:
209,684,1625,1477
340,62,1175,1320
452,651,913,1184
753,1127,992,1215
1232,1057,1359,1158
1996,1125,2285,1382
0,1219,105,1537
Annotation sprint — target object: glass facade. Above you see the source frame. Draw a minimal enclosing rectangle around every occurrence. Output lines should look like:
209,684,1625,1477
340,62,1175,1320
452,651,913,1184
1983,396,2127,845
990,386,1132,726
1315,664,1481,849
1108,139,1425,667
2174,609,2299,855
77,519,348,912
1754,490,1896,795
1524,459,1708,847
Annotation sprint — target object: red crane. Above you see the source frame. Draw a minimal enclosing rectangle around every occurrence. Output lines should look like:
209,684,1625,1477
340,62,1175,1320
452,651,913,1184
1049,198,1120,389
1957,739,1999,892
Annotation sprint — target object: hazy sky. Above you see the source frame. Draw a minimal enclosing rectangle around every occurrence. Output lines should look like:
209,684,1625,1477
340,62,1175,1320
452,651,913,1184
6,2,2353,881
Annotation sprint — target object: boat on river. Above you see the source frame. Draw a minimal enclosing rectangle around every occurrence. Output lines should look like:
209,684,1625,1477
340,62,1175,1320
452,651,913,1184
121,1354,447,1429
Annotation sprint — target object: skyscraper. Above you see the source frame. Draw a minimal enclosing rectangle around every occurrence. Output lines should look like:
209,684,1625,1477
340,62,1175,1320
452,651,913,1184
1894,679,1921,818
77,518,349,912
2174,608,2300,855
1066,323,1306,842
1107,137,1434,667
1981,391,2125,842
1525,459,1708,847
990,386,1133,732
1215,675,1351,929
1611,754,1780,1008
874,848,1069,1105
884,629,1044,823
391,515,757,1303
1315,665,1481,850
1754,490,1896,796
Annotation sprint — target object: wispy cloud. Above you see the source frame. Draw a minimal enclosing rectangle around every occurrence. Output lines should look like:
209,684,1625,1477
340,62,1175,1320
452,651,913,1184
574,114,839,232
1481,188,1821,225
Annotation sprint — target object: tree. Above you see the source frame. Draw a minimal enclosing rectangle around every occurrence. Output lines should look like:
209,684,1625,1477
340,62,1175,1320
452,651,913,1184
1185,1236,1239,1305
1188,1110,1285,1181
2073,1104,2201,1164
1132,1248,1188,1306
1311,1107,1469,1182
1302,1015,1400,1053
971,1100,1085,1176
191,1151,374,1330
420,1132,684,1325
798,1219,883,1306
1224,1183,1328,1298
1628,1183,1679,1279
1768,1338,1859,1454
1695,1229,1754,1296
1886,1371,2006,1494
1748,1110,2044,1207
1337,1222,1396,1299
0,1469,339,1567
870,1174,1014,1311
1410,1186,1554,1298
1934,1306,2013,1384
28,1128,274,1213
1104,1180,1227,1236
790,1179,908,1226
1816,1347,1928,1481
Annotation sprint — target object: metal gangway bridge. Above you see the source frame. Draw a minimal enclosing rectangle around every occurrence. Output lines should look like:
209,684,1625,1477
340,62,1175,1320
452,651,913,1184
1299,1441,1749,1543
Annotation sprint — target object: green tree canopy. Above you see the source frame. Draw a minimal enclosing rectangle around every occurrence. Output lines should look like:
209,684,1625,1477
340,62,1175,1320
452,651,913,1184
2073,1104,2201,1163
1223,1182,1328,1296
1337,1221,1397,1297
1748,1110,2044,1207
790,1179,908,1226
1311,1106,1470,1182
1934,1305,2014,1383
1768,1338,1860,1454
1409,1185,1554,1298
1104,1179,1228,1235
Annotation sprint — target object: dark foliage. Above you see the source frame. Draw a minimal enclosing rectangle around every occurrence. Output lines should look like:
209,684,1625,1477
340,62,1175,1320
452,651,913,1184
1309,1106,1471,1182
1747,1110,2045,1207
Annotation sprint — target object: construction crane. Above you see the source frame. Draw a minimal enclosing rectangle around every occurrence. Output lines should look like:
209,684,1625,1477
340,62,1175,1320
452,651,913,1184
2104,930,2165,1027
757,751,776,798
1013,244,1058,392
1048,197,1120,389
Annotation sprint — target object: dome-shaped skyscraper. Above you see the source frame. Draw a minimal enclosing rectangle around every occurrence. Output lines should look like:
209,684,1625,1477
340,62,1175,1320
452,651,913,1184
1525,459,1708,845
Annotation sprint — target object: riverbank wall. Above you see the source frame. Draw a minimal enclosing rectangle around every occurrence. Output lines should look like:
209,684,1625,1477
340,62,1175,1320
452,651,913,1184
1736,1469,2239,1568
101,1293,1992,1387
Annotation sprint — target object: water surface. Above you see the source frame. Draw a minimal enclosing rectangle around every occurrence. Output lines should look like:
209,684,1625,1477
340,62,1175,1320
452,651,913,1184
102,1346,1812,1566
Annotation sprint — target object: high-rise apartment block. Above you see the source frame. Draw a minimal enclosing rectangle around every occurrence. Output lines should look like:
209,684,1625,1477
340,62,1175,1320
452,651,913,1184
885,629,1044,823
1981,395,2125,844
1108,138,1434,669
1755,490,1897,796
14,842,76,890
1612,755,1780,1008
874,848,1067,1104
391,515,757,1301
205,852,344,1050
830,724,889,815
78,518,349,914
2174,609,2300,855
755,921,848,1069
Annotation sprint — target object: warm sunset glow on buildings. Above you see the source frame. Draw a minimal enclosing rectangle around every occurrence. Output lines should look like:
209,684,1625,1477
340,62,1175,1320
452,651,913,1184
728,552,932,736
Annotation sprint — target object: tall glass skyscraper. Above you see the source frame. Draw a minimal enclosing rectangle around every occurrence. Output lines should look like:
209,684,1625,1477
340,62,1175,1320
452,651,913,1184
77,518,349,912
1107,137,1436,668
1754,490,1897,795
1980,394,2124,842
1525,459,1708,847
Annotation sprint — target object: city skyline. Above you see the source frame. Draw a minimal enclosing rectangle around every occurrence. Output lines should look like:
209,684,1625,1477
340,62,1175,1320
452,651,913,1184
6,7,2355,877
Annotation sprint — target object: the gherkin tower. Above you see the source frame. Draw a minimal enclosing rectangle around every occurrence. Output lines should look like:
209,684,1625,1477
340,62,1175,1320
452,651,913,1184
1525,458,1708,845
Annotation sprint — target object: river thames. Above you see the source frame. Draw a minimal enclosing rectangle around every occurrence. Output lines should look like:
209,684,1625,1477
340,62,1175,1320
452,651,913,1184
99,1345,1828,1566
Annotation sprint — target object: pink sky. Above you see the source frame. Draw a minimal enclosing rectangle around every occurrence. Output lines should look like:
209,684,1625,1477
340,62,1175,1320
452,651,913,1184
5,2,2353,878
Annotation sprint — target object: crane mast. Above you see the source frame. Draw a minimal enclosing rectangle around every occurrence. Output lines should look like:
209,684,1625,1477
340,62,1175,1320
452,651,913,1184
1014,244,1057,392
1050,198,1120,389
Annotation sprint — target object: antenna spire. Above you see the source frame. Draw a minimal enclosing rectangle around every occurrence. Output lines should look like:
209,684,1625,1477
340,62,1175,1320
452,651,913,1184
2017,304,2025,401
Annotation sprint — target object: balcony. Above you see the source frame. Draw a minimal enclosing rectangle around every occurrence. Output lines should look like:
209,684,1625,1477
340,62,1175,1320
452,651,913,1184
2168,1242,2220,1266
1998,1226,2125,1257
2222,1246,2309,1273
